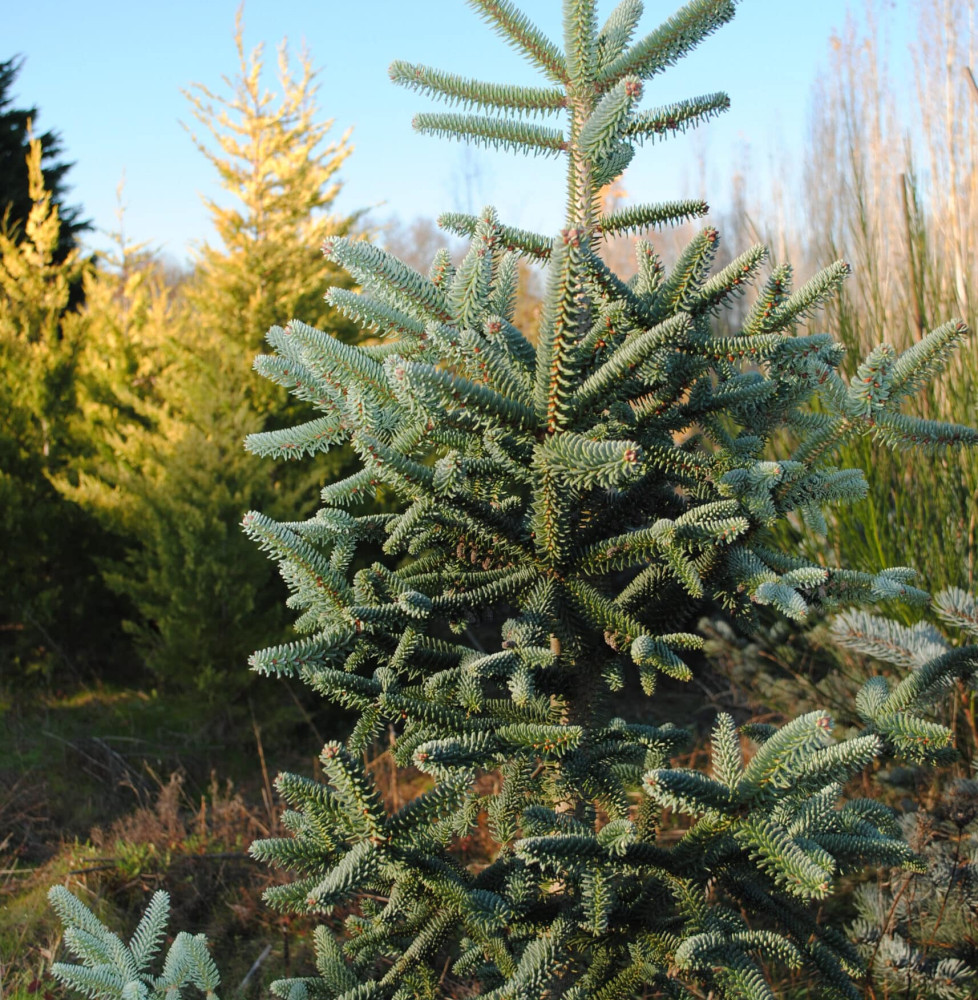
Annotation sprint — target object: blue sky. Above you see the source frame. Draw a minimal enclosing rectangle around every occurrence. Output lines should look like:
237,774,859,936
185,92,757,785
5,1,906,264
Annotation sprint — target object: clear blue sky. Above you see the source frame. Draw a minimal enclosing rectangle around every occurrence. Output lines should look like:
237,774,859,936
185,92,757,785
5,1,907,264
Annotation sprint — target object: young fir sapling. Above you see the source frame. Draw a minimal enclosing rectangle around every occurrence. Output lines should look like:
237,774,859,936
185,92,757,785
50,1,978,998
831,588,978,999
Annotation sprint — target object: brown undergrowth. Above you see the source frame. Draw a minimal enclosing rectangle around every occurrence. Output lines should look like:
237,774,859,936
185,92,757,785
0,767,311,1000
2,724,507,1000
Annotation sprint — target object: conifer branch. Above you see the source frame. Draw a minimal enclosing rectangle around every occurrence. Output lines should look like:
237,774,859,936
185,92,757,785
534,236,591,431
579,76,643,162
625,92,731,144
244,415,348,460
887,318,969,401
596,0,644,71
439,212,554,260
684,244,767,315
762,259,852,331
873,411,978,451
934,586,978,637
413,112,567,156
538,431,644,489
581,244,654,322
650,226,720,319
322,237,452,322
352,433,436,498
467,0,568,82
390,60,566,114
597,198,709,235
249,629,354,677
596,0,737,87
564,0,599,87
390,360,538,432
326,288,427,338
319,468,379,507
571,313,691,415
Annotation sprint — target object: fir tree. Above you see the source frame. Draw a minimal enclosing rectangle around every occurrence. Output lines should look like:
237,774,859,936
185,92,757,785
168,13,363,686
848,778,978,1000
234,1,977,995
49,1,978,998
831,588,978,999
47,888,220,1000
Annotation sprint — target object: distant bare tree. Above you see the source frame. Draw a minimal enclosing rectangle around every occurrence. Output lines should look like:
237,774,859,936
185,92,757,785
379,215,464,273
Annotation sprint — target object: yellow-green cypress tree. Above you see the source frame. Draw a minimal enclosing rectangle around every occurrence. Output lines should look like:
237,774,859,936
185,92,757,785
61,19,364,697
0,136,110,678
0,135,86,461
61,225,271,695
183,10,358,370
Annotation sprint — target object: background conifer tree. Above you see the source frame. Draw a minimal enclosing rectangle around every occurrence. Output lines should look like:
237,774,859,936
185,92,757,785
57,18,365,695
183,12,359,372
0,55,89,258
49,1,978,998
831,589,978,999
0,135,111,679
60,218,279,694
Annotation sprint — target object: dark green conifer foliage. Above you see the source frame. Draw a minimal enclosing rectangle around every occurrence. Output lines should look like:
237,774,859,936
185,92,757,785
47,2,978,999
0,56,89,257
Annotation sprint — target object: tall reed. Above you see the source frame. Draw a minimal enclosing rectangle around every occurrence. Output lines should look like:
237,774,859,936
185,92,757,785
795,0,978,596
